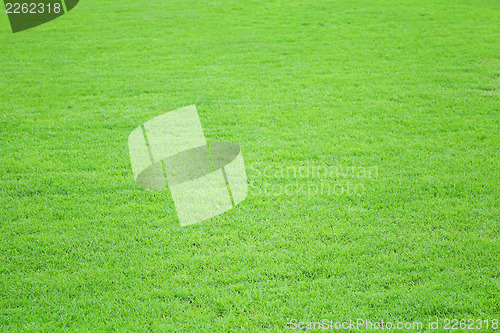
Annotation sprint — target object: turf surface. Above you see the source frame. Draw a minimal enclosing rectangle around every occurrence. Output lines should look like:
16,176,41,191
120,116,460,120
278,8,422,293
0,0,499,331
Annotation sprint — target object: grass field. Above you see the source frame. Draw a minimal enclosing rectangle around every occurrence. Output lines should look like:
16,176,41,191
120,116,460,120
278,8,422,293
0,0,499,331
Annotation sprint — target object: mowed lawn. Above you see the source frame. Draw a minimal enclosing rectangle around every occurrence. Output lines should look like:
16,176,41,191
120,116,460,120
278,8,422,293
0,0,499,331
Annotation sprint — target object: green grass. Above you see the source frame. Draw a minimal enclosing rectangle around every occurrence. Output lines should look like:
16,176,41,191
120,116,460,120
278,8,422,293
0,0,499,331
